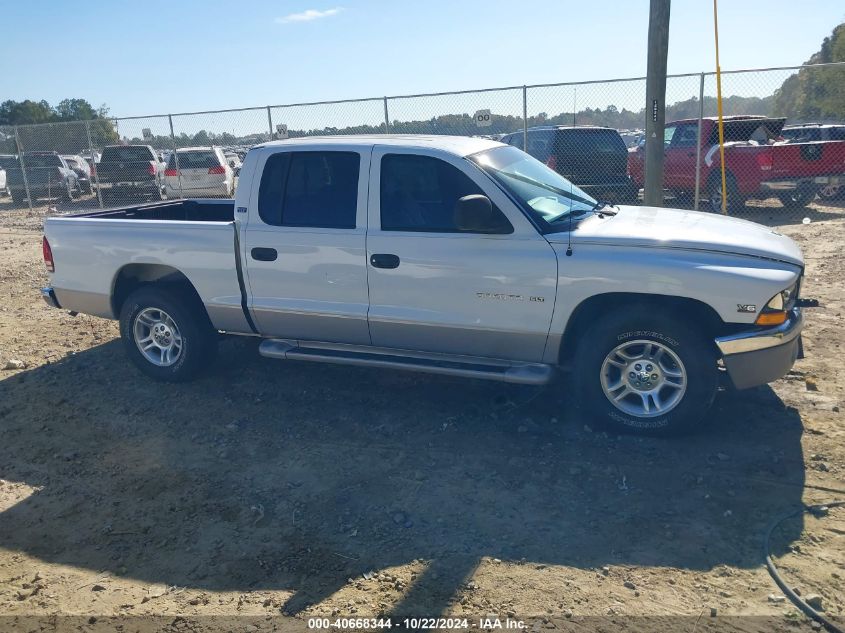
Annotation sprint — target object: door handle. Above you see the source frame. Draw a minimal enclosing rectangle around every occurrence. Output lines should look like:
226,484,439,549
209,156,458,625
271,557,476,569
251,247,277,262
687,152,695,157
370,253,400,269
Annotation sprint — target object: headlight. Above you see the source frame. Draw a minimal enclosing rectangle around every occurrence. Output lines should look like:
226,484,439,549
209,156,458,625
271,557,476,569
755,283,797,326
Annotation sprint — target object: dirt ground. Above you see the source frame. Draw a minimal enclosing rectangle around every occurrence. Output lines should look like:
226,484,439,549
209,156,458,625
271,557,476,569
0,195,843,633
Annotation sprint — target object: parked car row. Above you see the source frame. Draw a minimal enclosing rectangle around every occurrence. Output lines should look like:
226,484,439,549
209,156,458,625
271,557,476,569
6,120,844,210
1,144,241,206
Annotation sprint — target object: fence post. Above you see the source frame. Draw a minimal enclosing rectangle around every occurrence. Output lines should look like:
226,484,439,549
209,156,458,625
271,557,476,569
693,72,705,210
84,119,104,209
383,97,390,134
267,106,274,140
13,126,33,213
522,86,528,151
168,115,183,199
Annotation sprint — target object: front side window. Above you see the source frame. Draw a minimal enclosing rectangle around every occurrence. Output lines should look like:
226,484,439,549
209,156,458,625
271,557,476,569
670,124,699,146
471,145,596,228
380,153,511,233
258,151,359,228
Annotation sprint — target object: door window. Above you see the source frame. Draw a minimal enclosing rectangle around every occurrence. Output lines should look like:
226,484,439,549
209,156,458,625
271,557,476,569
380,154,511,233
670,124,699,146
258,151,359,228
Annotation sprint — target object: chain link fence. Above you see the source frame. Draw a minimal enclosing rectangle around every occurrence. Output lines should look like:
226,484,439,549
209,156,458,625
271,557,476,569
2,62,844,221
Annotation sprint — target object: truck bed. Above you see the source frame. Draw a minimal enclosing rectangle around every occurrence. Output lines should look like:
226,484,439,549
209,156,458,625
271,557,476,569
72,199,235,222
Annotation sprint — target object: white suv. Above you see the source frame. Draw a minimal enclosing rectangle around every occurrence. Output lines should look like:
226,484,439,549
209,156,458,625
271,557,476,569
164,147,234,198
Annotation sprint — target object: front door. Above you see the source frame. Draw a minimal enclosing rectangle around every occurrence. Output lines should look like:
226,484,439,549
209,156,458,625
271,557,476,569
365,147,558,362
664,122,701,190
241,145,372,344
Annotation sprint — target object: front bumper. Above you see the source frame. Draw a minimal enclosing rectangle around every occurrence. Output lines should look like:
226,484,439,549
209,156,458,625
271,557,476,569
714,308,803,389
41,287,61,309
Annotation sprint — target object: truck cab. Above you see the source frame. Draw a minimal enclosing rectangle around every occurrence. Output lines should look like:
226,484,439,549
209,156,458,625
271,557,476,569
42,135,809,436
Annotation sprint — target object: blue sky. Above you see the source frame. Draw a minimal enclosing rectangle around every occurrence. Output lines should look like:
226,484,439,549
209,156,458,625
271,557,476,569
2,1,843,118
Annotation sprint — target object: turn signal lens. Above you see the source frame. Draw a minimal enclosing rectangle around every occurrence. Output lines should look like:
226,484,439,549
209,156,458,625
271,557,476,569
756,311,787,326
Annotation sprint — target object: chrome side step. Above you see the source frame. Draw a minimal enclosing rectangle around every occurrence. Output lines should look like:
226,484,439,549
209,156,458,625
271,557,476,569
258,339,554,385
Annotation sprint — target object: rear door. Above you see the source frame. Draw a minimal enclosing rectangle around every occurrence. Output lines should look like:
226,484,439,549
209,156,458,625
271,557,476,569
241,145,371,344
365,147,558,362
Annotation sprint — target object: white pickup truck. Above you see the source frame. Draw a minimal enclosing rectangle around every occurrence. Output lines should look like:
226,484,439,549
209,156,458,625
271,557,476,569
42,135,810,435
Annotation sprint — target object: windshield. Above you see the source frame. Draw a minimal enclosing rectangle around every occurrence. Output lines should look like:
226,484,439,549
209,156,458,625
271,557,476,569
470,145,596,225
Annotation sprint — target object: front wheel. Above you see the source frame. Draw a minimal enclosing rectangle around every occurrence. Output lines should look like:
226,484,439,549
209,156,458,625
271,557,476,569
574,308,718,436
119,286,217,382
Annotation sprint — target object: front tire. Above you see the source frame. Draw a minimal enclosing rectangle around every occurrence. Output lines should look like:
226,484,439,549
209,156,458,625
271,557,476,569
119,286,217,382
574,308,718,436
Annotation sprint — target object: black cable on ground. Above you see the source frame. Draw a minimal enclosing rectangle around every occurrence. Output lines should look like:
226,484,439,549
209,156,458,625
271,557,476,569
764,501,845,633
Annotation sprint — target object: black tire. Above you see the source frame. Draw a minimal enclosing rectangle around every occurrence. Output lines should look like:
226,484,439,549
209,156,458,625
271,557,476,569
707,172,743,213
778,185,817,209
119,286,217,382
574,307,718,436
11,191,25,207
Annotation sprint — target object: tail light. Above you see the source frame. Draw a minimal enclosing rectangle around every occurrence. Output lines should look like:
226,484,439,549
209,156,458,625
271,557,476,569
756,152,773,171
147,162,157,176
164,168,179,177
545,155,559,172
208,165,226,175
90,162,96,177
43,237,54,272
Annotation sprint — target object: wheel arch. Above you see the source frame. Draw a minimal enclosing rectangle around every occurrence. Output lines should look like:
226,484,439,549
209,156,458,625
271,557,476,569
557,292,727,365
111,264,206,320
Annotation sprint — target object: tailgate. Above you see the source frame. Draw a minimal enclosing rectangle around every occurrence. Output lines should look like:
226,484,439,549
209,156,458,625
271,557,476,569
771,140,845,178
97,161,156,183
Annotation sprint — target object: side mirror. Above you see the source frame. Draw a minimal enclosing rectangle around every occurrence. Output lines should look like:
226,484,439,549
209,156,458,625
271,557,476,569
454,194,494,232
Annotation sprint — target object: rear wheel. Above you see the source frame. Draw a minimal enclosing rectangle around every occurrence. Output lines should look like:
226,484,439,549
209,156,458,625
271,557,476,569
119,286,217,382
818,184,842,201
707,172,743,213
778,185,817,209
574,307,718,436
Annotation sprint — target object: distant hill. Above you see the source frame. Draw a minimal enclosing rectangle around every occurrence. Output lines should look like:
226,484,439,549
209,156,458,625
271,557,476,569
772,23,845,121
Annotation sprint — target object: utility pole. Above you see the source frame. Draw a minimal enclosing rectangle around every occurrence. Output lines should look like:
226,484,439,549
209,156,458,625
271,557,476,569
643,0,671,207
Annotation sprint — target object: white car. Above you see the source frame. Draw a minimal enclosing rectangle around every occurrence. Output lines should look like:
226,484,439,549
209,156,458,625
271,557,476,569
164,146,234,198
0,166,6,195
42,135,811,435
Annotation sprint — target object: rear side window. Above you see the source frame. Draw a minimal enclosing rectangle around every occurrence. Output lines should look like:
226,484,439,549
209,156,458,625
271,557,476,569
524,131,555,162
258,151,359,228
101,146,154,162
380,154,511,233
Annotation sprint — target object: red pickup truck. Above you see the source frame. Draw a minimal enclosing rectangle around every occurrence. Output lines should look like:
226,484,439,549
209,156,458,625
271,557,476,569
628,115,845,212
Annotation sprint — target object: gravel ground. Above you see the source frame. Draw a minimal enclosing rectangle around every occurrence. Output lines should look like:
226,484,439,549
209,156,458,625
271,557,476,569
0,196,843,632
